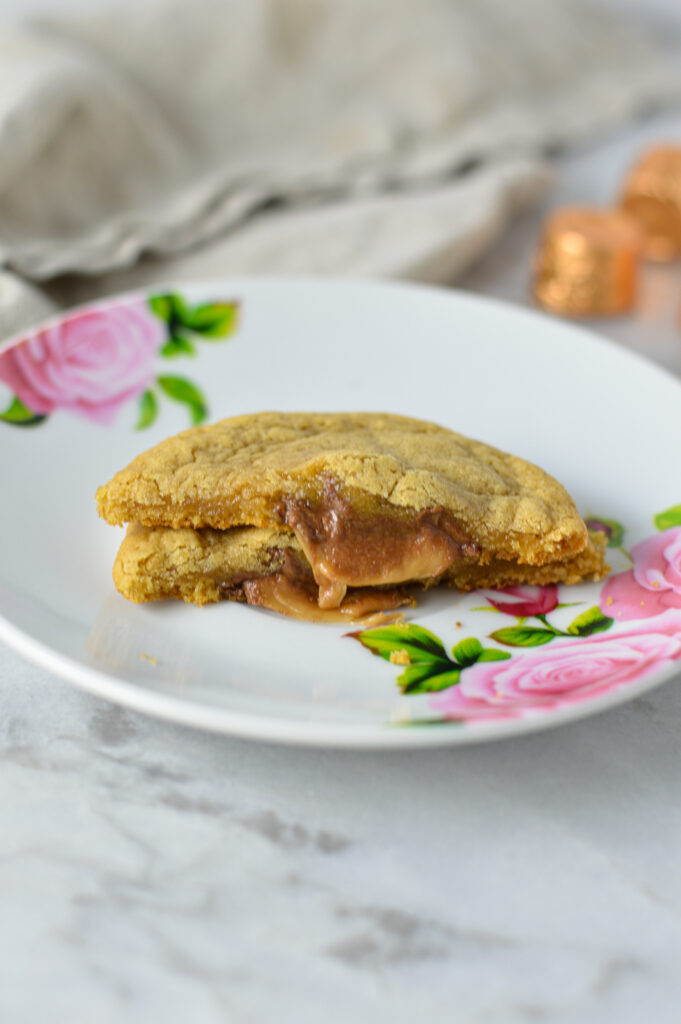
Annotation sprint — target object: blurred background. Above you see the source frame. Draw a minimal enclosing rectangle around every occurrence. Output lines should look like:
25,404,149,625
0,0,679,371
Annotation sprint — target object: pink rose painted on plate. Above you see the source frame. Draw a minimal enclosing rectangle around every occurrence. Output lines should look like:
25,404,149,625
429,612,681,721
352,505,681,726
600,527,681,621
0,301,164,424
0,291,239,428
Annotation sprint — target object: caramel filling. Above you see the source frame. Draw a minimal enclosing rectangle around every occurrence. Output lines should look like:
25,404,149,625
280,479,478,608
235,547,409,623
242,574,411,623
209,480,478,622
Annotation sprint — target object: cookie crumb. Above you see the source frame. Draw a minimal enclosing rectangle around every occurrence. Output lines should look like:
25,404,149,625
389,649,411,666
140,652,158,665
358,611,406,629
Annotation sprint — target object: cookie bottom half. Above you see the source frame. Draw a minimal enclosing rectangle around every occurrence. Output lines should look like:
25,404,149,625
112,523,609,623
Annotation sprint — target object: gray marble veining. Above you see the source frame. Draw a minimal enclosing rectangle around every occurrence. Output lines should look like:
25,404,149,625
4,641,681,1023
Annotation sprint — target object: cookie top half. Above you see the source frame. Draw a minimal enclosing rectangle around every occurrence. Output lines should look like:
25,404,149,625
96,411,588,565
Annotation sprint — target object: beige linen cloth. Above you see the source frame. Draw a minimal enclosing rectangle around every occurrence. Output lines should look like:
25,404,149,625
0,0,679,335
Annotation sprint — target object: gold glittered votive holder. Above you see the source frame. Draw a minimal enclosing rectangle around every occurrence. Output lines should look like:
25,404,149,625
533,206,640,317
619,145,681,262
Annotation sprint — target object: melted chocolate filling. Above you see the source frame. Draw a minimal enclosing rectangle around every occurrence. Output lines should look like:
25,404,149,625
279,478,478,607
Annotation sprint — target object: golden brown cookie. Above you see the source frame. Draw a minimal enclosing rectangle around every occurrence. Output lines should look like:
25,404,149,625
113,523,415,622
113,523,300,605
113,523,607,616
446,531,608,591
99,412,607,622
97,411,588,566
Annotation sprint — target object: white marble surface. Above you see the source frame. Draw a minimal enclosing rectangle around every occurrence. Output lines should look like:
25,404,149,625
5,48,681,1024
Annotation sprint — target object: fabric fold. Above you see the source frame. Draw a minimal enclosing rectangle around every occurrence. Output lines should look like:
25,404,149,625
0,0,678,329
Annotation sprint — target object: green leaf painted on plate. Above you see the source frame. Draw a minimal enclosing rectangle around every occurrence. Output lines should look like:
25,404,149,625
160,334,197,358
157,375,208,425
397,663,461,695
476,648,512,662
135,389,158,431
186,302,239,338
490,626,555,648
451,636,483,667
149,292,191,326
0,395,46,426
354,622,450,665
392,717,463,728
654,504,681,532
566,605,613,637
148,294,173,322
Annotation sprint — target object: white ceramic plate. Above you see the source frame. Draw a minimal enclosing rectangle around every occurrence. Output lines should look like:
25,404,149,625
2,278,681,748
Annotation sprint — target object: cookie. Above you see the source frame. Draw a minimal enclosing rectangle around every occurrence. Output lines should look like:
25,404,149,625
97,411,588,564
112,523,300,605
112,523,607,618
114,523,415,622
98,412,607,622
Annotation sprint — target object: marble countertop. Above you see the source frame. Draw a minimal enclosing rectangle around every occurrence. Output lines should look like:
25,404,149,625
4,103,681,1024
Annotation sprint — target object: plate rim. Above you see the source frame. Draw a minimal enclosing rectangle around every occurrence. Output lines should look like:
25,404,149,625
3,608,680,749
3,274,680,394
